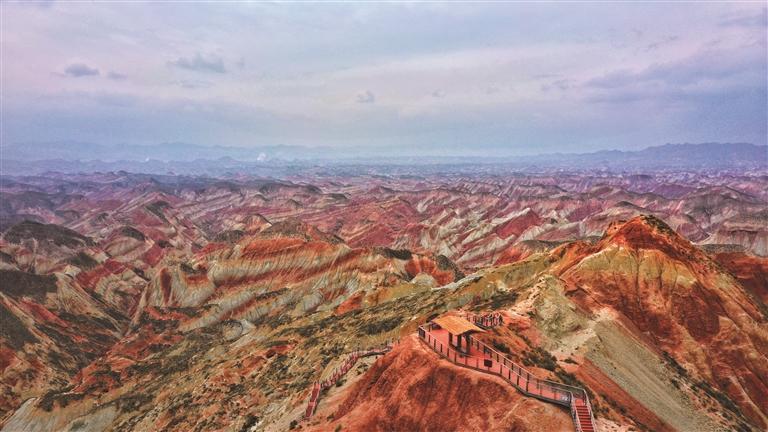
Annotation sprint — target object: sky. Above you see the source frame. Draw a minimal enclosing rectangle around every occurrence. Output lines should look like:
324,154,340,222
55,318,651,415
1,1,766,157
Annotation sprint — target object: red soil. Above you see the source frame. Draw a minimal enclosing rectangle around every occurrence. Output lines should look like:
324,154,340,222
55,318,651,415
142,244,165,267
18,299,69,328
494,210,542,239
0,347,17,373
713,252,768,303
404,256,455,285
335,292,364,315
494,246,531,265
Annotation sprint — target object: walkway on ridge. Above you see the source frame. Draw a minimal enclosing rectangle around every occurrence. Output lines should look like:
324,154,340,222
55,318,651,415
419,313,596,432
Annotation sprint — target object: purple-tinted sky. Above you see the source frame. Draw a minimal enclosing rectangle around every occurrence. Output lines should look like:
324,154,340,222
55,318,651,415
2,2,766,156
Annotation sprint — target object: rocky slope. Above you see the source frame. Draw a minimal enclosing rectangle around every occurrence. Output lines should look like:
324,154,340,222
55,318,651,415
0,269,127,420
552,215,768,429
2,171,766,269
0,218,467,431
301,216,767,432
1,169,766,432
307,336,574,432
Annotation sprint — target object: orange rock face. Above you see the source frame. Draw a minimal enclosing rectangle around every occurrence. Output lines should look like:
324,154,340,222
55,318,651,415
335,291,364,315
404,256,456,285
555,215,768,428
713,251,768,303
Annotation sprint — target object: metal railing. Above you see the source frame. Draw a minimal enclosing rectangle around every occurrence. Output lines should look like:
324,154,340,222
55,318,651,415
304,340,395,419
418,324,596,431
464,311,504,328
570,400,596,432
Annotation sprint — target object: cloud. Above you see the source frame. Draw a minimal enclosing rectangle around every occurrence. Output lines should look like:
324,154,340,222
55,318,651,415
93,93,136,107
586,45,765,91
645,35,679,52
169,53,226,74
356,90,375,104
584,69,635,89
18,0,55,9
4,2,766,153
63,63,99,77
173,79,213,89
580,43,766,125
719,10,767,28
541,79,572,92
107,71,127,80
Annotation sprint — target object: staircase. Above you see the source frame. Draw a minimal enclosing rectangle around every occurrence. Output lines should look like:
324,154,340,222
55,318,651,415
573,403,595,432
418,323,597,432
303,342,394,419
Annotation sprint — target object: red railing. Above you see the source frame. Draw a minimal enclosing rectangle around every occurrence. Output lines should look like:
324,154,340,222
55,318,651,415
418,325,595,431
571,398,596,432
465,311,504,328
304,341,395,419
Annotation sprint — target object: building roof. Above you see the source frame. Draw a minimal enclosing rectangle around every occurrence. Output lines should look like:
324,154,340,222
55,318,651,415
432,315,485,335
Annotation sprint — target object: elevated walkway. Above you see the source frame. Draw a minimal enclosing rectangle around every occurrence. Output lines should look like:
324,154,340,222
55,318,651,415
419,317,596,432
304,343,393,419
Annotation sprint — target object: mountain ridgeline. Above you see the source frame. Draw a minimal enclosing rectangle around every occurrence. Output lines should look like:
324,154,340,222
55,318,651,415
0,142,765,175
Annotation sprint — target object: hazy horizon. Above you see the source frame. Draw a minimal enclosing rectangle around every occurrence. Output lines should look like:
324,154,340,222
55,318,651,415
2,2,766,156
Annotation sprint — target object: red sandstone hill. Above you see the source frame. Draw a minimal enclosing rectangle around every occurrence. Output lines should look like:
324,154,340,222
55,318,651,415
2,172,766,272
0,269,127,418
307,216,767,432
1,214,764,431
1,170,767,432
0,220,162,419
554,215,768,429
306,336,573,432
0,223,472,429
132,223,462,332
712,251,768,304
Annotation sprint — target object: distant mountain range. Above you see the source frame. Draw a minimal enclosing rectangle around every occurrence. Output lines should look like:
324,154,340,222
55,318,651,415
0,142,765,175
1,141,331,162
519,142,768,169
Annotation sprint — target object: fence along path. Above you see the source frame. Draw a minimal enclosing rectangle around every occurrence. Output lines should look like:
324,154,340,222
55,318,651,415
419,313,596,432
465,311,504,329
304,341,394,419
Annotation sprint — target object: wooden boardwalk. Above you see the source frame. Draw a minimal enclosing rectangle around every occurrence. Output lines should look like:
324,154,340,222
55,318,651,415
419,317,596,432
302,313,596,432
